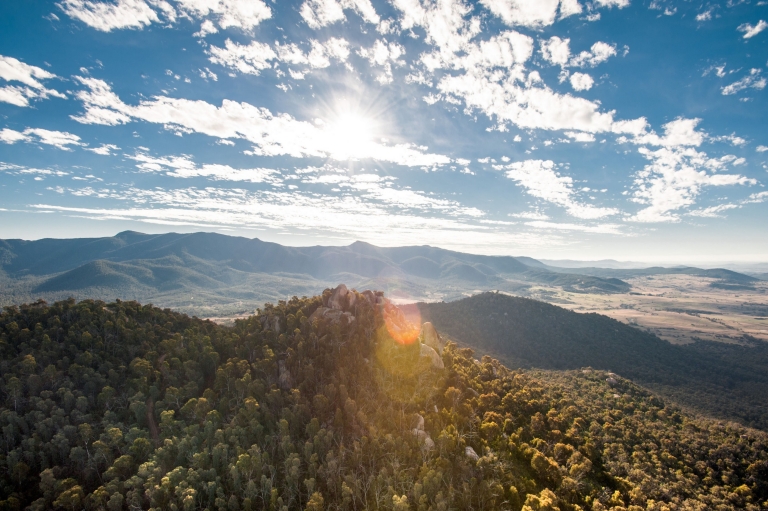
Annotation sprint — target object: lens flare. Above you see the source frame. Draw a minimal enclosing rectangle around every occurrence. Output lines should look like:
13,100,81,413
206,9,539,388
382,301,421,345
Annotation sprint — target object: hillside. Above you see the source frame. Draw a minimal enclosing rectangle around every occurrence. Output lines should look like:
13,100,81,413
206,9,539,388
1,289,767,510
419,292,768,430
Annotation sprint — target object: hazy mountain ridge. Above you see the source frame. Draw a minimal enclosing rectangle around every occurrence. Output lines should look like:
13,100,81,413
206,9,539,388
2,232,757,318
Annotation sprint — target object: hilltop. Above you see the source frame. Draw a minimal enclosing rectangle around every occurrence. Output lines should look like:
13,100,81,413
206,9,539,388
0,287,767,510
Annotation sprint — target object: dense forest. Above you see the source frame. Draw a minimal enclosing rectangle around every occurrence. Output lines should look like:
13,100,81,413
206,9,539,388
419,292,768,431
1,289,767,510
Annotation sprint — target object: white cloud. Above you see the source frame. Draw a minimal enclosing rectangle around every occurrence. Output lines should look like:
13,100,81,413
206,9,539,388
510,210,549,220
299,0,380,28
358,39,405,83
129,151,284,184
756,145,768,152
479,0,582,28
208,40,277,75
0,162,69,177
688,203,740,218
630,118,705,147
0,127,85,150
721,69,766,95
495,159,618,219
565,131,595,142
71,77,452,166
696,10,712,21
173,0,271,30
59,0,270,33
593,0,629,7
569,72,593,91
541,36,570,66
628,146,756,222
86,143,120,155
0,55,65,107
58,0,161,31
738,20,767,39
569,41,617,68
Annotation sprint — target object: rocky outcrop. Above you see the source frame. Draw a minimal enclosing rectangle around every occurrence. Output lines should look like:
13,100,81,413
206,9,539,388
309,306,355,326
260,315,282,334
419,343,444,370
326,284,349,310
420,322,444,355
412,429,435,450
465,446,479,461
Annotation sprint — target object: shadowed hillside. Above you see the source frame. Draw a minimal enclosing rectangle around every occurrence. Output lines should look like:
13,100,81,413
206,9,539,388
419,292,768,430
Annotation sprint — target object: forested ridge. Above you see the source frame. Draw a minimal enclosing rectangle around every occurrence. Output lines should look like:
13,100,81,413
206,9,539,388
1,290,767,511
419,292,768,431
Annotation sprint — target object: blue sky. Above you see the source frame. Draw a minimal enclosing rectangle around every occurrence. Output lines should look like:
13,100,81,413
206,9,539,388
0,0,766,262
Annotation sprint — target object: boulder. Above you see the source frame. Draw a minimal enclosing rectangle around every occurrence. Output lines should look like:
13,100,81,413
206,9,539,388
606,377,618,387
419,343,444,370
327,284,349,311
465,446,479,461
413,414,425,431
361,290,376,306
419,322,444,355
412,429,435,450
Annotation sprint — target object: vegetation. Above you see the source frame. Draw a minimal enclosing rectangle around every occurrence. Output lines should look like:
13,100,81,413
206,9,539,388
419,292,768,430
1,291,767,510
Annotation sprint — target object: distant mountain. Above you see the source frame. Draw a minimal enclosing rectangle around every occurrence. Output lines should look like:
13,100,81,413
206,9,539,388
0,231,631,315
537,258,651,269
419,292,768,430
1,231,758,317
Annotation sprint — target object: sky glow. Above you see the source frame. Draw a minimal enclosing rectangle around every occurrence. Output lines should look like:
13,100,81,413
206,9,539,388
0,0,766,262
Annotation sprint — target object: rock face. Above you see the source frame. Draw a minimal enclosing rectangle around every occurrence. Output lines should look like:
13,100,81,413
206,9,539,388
412,429,435,450
419,343,444,370
465,446,479,461
420,322,444,355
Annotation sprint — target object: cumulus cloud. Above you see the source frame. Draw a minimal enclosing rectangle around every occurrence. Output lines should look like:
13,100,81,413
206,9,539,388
71,77,451,166
569,72,593,91
688,203,740,218
58,0,270,33
628,146,756,222
0,127,85,150
208,38,351,76
299,0,379,28
479,0,582,28
569,41,617,68
593,0,629,6
721,69,766,95
540,36,571,66
495,159,619,219
738,20,767,39
0,55,65,107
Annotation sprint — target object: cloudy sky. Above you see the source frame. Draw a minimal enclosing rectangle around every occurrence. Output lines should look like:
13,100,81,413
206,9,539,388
1,0,766,262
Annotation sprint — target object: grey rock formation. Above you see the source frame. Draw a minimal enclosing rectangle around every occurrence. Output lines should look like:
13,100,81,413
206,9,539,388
419,343,444,370
278,360,292,390
420,322,444,355
465,446,479,461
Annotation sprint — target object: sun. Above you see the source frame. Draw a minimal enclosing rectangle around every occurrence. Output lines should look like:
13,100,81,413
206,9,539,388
323,109,380,160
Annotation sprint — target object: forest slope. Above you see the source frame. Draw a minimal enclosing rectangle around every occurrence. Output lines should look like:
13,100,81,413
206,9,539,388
1,291,767,510
419,292,768,430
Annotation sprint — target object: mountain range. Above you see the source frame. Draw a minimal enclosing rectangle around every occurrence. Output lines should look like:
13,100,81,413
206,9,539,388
1,231,760,317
